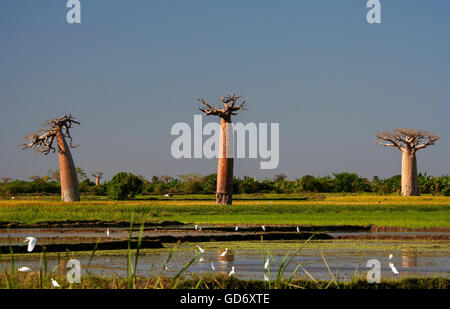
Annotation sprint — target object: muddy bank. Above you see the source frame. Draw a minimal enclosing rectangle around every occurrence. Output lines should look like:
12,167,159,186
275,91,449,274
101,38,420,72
369,226,450,233
0,232,330,253
0,239,163,254
335,234,450,241
0,220,184,229
1,221,449,233
145,232,331,243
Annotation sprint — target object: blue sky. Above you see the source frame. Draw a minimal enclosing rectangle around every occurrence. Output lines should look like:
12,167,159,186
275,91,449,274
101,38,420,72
0,0,449,181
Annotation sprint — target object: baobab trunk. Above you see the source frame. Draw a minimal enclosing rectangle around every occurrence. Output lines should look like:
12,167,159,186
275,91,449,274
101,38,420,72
21,114,81,202
198,94,247,205
401,148,419,196
375,128,439,197
216,118,234,205
95,177,100,186
56,130,80,201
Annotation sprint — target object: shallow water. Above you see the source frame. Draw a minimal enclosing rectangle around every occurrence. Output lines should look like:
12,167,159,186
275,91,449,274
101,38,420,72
1,227,449,281
2,240,449,282
1,227,448,245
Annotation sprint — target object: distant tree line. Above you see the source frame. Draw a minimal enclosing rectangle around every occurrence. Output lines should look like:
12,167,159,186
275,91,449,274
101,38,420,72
1,170,449,200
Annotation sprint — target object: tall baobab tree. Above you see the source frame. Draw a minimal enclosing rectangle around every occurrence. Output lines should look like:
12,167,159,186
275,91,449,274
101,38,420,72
375,128,440,196
21,114,81,201
199,94,248,205
92,172,103,186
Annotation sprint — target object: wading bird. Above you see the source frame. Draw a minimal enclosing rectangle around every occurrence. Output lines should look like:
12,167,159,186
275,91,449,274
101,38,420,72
261,225,266,232
296,226,300,233
24,237,37,252
51,278,60,288
220,248,228,257
264,258,269,270
389,262,399,274
229,266,235,277
211,262,215,272
106,228,110,237
197,245,205,254
18,266,32,272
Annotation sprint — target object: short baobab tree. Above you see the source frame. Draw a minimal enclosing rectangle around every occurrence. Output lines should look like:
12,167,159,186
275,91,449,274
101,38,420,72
21,114,81,202
375,128,440,196
199,94,248,205
92,172,103,186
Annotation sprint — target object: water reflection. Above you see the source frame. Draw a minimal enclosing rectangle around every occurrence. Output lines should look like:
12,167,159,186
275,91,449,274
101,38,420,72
402,249,418,268
2,243,449,282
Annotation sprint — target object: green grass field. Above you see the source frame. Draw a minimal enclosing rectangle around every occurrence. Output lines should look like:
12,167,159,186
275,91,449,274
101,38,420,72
1,194,449,228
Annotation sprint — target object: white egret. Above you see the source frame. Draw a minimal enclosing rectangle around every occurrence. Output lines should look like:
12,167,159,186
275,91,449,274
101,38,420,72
194,224,201,231
261,225,266,232
211,262,215,271
220,248,228,257
197,245,205,254
24,237,37,252
389,262,399,274
106,228,110,237
235,226,239,231
18,266,32,272
264,258,269,270
296,226,300,233
389,254,393,259
228,266,235,277
264,274,269,282
51,278,60,288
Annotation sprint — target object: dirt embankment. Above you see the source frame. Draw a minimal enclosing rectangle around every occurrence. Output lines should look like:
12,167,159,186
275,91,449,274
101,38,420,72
0,239,163,254
1,220,449,233
369,226,450,233
0,220,184,229
0,232,330,253
335,235,450,241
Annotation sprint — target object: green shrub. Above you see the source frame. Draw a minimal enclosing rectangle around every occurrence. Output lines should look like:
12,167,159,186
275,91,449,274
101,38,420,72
90,184,107,196
107,172,143,200
442,186,450,196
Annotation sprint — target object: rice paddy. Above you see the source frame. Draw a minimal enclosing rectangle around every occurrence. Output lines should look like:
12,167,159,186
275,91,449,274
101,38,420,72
0,194,449,228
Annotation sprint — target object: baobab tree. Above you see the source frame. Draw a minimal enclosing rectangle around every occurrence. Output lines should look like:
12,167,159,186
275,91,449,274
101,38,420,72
92,172,103,186
375,128,440,196
21,114,81,201
199,94,248,205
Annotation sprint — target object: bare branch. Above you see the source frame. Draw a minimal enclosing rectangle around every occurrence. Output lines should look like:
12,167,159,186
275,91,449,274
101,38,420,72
92,172,104,179
198,94,248,120
375,128,439,152
415,134,440,150
21,114,80,155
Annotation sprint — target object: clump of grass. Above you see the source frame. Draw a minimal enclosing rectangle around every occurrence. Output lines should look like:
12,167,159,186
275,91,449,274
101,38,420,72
1,271,447,289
